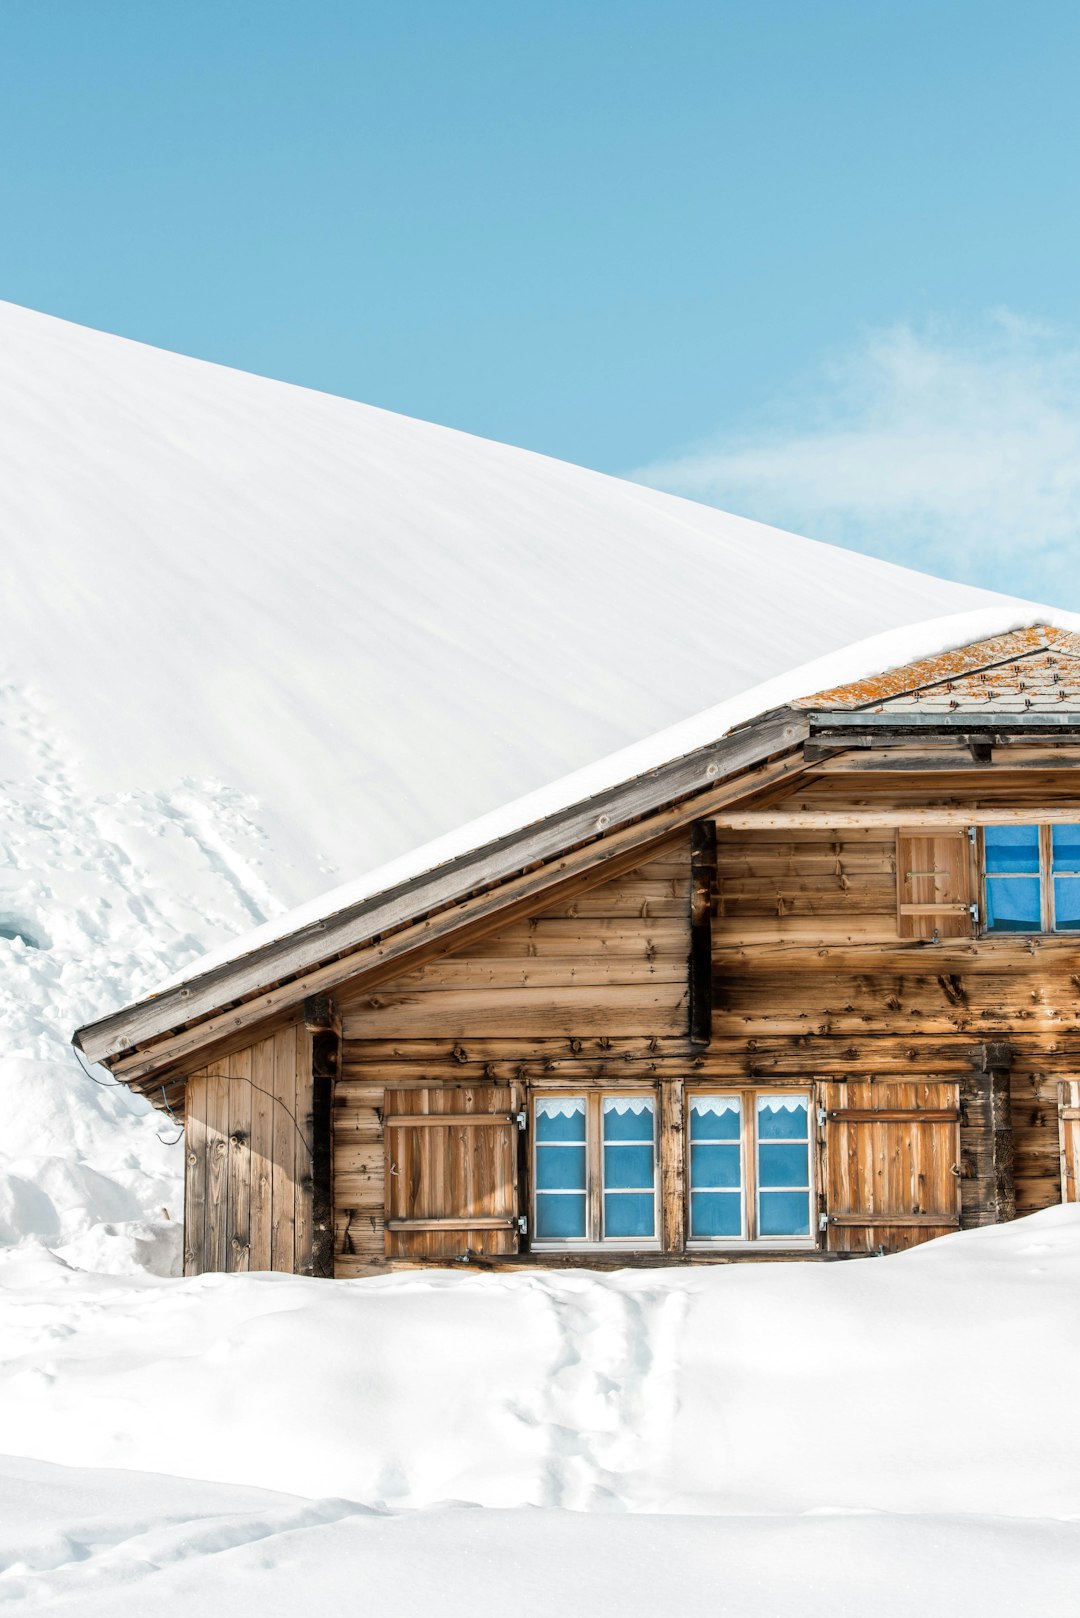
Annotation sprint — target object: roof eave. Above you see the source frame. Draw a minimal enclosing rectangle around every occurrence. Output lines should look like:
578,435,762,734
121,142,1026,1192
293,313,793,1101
74,704,807,1069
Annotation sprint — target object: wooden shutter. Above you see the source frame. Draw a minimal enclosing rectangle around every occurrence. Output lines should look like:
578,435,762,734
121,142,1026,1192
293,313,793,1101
383,1086,522,1259
818,1079,962,1253
897,828,974,939
1058,1081,1080,1203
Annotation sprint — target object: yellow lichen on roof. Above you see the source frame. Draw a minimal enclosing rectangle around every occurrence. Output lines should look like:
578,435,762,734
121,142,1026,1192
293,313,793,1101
795,626,1080,711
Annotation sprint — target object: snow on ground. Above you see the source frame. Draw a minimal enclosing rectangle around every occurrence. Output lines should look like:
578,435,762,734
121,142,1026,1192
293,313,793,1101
2,1460,1077,1617
1,1209,1079,1611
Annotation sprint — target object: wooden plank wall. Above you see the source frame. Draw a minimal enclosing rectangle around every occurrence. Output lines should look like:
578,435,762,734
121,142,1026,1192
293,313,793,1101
324,763,1080,1273
183,1021,313,1275
334,846,693,1273
711,810,1080,1226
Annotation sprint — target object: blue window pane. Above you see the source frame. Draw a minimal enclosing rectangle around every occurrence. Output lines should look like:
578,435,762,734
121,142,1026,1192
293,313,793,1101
984,824,1040,874
759,1190,811,1237
689,1100,741,1140
604,1193,654,1238
758,1141,809,1189
536,1103,586,1142
690,1191,742,1237
602,1103,655,1141
1054,877,1080,931
603,1144,654,1189
985,875,1041,932
535,1145,586,1191
757,1098,809,1140
690,1142,741,1189
535,1193,586,1238
1052,825,1080,873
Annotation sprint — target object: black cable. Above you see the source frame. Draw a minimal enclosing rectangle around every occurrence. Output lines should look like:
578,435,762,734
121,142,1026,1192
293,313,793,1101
229,1074,313,1159
72,1043,123,1088
73,1043,311,1157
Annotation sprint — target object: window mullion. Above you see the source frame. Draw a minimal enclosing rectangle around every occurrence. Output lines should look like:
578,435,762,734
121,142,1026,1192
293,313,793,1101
744,1090,757,1241
588,1093,603,1242
1043,824,1054,933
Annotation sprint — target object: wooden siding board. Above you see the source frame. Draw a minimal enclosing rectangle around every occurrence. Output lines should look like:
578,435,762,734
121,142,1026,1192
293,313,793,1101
225,1048,252,1272
204,1069,230,1274
183,1071,208,1276
270,1024,299,1273
248,1035,275,1272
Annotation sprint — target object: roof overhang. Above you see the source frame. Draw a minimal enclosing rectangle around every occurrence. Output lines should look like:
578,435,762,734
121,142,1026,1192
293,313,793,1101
74,705,808,1073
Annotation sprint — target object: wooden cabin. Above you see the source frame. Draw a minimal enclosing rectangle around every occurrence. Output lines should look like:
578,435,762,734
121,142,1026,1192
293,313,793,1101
74,624,1080,1275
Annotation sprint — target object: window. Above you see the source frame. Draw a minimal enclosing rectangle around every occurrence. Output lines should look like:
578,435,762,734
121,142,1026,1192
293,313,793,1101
533,1093,658,1246
983,824,1080,933
688,1091,813,1244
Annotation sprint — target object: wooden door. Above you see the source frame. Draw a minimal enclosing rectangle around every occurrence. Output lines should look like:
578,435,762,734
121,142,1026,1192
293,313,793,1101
818,1079,962,1253
383,1085,522,1258
1058,1081,1080,1202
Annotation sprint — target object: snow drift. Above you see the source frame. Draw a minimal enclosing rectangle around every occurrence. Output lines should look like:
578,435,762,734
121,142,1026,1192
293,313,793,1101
2,1207,1078,1516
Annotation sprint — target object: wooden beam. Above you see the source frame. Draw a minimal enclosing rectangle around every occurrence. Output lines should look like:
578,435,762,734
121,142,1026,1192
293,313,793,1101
660,1077,686,1254
716,807,1080,829
808,709,1080,732
689,820,716,1046
960,1042,1015,1229
309,1025,337,1279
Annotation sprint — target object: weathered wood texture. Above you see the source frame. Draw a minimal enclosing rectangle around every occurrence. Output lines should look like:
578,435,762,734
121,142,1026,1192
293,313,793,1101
183,1021,314,1275
818,1079,962,1252
689,821,717,1044
383,1085,521,1259
81,711,807,1068
1058,1079,1080,1202
335,847,693,1271
337,849,692,1039
959,1044,1015,1227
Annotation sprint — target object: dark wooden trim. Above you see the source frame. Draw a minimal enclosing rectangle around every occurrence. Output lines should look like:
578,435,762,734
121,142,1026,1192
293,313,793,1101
309,1027,337,1278
689,820,716,1047
959,1041,1015,1228
304,994,335,1031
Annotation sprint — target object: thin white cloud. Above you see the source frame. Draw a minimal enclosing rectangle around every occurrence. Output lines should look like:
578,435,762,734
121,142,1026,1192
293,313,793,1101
633,314,1080,609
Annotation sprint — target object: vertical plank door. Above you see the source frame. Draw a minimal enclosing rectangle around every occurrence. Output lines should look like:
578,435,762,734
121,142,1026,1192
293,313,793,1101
383,1086,521,1259
819,1079,962,1253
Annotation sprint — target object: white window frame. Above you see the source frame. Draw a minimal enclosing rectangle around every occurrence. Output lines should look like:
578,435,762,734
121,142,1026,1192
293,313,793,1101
530,1090,661,1251
686,1088,816,1249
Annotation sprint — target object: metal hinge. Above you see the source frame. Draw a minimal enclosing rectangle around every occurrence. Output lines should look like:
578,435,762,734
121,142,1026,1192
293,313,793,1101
516,1214,528,1235
817,1107,828,1129
968,902,980,926
818,1211,830,1232
967,827,977,846
515,1111,527,1132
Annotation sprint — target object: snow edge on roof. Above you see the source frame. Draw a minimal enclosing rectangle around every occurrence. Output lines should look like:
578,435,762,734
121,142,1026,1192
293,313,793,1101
138,603,1077,1008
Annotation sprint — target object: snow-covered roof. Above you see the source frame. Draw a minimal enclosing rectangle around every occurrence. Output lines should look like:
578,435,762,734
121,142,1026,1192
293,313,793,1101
146,607,1080,990
75,607,1080,1069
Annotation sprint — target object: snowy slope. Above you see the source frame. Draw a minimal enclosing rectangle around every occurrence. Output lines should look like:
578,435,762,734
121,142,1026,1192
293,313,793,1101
1,1210,1079,1612
0,297,1065,1254
0,298,1036,909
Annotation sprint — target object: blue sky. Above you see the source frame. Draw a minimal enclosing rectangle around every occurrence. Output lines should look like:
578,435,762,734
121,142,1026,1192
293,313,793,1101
2,1,1079,605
